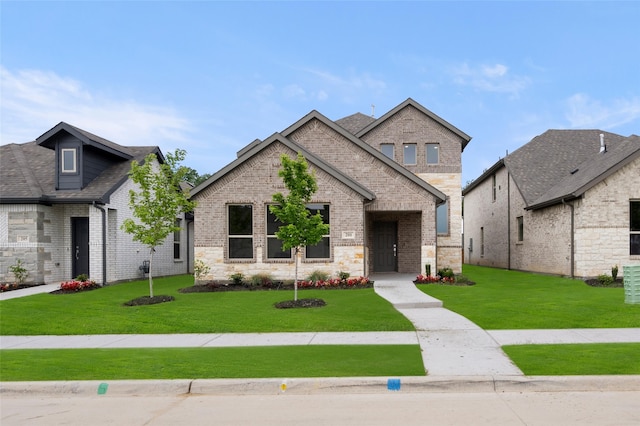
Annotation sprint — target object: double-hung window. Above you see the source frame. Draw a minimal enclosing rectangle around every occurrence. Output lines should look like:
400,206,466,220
228,204,253,259
631,201,640,255
305,204,330,259
266,207,291,259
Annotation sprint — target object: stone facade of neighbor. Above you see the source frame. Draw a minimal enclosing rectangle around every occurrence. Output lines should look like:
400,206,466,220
191,99,471,281
463,130,640,279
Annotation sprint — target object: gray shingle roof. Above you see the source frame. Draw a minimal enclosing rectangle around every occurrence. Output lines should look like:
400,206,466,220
335,112,376,134
471,129,639,210
527,134,640,209
1,126,159,204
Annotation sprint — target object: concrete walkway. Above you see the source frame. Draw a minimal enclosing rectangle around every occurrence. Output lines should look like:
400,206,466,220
2,274,640,379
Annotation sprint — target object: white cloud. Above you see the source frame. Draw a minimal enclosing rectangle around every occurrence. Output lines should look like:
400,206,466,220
452,62,530,97
0,66,193,147
565,93,640,130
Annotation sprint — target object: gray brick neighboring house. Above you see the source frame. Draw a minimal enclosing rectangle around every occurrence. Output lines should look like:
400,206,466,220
463,129,640,278
190,98,471,281
0,122,193,285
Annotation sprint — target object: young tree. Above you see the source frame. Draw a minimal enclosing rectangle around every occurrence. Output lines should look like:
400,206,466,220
270,153,329,301
121,149,197,298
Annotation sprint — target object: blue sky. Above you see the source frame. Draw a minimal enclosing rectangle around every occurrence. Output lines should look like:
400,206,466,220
2,1,639,185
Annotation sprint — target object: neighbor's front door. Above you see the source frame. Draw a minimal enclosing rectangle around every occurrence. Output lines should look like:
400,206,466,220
373,221,397,272
71,217,89,278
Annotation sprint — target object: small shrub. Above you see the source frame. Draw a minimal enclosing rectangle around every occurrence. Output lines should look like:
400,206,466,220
337,271,350,281
612,265,619,281
438,268,455,279
250,273,274,287
229,272,244,285
9,259,29,284
193,259,211,284
307,270,330,283
75,274,89,282
597,274,614,286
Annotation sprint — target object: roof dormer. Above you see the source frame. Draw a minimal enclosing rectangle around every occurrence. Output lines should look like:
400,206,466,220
36,122,133,190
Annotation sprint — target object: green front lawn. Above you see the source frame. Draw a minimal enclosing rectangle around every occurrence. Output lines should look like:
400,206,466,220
503,343,640,375
0,275,414,335
417,265,640,329
0,345,424,381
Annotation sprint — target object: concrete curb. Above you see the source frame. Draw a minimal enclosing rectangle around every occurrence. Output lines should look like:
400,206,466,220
2,375,639,397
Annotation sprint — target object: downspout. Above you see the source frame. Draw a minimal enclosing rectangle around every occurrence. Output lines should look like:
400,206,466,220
93,202,107,286
562,198,575,278
507,171,511,270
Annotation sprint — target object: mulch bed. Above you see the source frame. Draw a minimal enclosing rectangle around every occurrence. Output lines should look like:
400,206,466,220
123,295,175,306
274,298,326,309
0,283,44,293
178,281,373,293
584,278,624,288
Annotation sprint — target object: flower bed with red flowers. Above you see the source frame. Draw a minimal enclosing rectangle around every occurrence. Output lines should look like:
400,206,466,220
413,274,474,286
51,280,101,294
0,283,41,293
179,276,373,293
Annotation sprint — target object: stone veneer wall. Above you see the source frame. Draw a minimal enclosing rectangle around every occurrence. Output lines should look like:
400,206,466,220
419,172,463,273
574,157,640,277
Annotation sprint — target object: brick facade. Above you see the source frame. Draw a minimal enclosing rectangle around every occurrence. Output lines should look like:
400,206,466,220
192,100,470,281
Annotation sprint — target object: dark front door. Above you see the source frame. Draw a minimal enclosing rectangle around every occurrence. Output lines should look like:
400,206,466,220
373,221,397,272
71,217,89,278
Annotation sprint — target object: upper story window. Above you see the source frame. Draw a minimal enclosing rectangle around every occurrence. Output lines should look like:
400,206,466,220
305,204,330,259
403,144,416,165
631,201,640,255
228,204,253,259
61,148,77,173
380,144,394,160
426,143,439,164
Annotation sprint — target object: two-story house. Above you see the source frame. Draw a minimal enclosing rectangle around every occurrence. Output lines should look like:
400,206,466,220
190,98,471,281
0,122,193,285
463,129,640,278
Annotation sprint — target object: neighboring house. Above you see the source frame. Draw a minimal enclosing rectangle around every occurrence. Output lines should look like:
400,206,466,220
463,129,640,278
191,98,471,281
0,122,193,285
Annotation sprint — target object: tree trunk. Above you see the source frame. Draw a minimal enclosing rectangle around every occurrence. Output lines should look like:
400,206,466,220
294,247,300,301
148,247,155,298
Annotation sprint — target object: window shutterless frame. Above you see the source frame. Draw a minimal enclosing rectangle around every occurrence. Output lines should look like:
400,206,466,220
305,204,330,259
228,204,253,259
61,148,77,173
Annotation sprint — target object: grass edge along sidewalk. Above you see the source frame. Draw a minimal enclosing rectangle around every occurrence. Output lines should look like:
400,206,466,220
0,275,414,335
0,345,425,381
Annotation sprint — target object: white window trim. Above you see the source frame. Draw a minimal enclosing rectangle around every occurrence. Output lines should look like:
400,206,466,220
61,148,77,173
